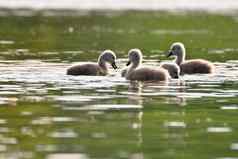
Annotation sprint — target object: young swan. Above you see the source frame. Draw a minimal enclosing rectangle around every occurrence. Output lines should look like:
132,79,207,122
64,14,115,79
67,50,117,76
121,63,180,79
125,49,169,81
167,42,215,74
160,63,180,79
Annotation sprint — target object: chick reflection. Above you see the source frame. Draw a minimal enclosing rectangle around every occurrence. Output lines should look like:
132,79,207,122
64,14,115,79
127,81,143,105
127,81,168,100
126,79,191,159
164,80,187,106
127,80,187,106
124,81,144,159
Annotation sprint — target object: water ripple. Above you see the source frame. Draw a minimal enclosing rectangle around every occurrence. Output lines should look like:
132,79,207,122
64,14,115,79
0,60,236,105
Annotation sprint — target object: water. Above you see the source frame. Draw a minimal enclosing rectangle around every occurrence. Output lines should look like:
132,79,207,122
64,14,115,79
0,60,237,159
0,9,238,159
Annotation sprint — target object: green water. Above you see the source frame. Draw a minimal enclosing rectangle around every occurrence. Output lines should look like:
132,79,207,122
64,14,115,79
0,10,237,159
0,10,238,61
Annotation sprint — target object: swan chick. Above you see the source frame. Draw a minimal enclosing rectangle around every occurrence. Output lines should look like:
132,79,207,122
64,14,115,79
167,42,215,74
67,50,117,76
125,49,169,81
160,63,180,79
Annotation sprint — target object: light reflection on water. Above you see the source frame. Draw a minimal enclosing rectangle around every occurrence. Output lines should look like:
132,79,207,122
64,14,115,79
0,59,237,158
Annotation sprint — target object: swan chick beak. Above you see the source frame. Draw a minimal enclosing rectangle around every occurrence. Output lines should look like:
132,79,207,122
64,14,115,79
167,50,174,57
126,61,131,66
111,62,118,69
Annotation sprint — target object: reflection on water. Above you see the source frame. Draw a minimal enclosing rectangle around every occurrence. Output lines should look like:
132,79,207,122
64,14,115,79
0,59,236,158
46,153,88,159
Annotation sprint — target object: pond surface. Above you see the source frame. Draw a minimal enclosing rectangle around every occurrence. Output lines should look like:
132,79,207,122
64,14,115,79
0,10,238,159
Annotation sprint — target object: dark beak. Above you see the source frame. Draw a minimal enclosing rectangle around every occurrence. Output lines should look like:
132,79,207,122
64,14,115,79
167,50,174,58
111,62,118,69
174,75,179,79
126,61,131,66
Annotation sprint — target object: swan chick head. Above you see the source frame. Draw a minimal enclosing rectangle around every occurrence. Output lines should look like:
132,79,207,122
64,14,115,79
167,42,185,58
126,48,143,66
100,50,118,69
161,63,180,79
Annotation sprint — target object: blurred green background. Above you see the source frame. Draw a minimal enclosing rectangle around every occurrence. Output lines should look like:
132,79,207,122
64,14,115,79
0,10,237,62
